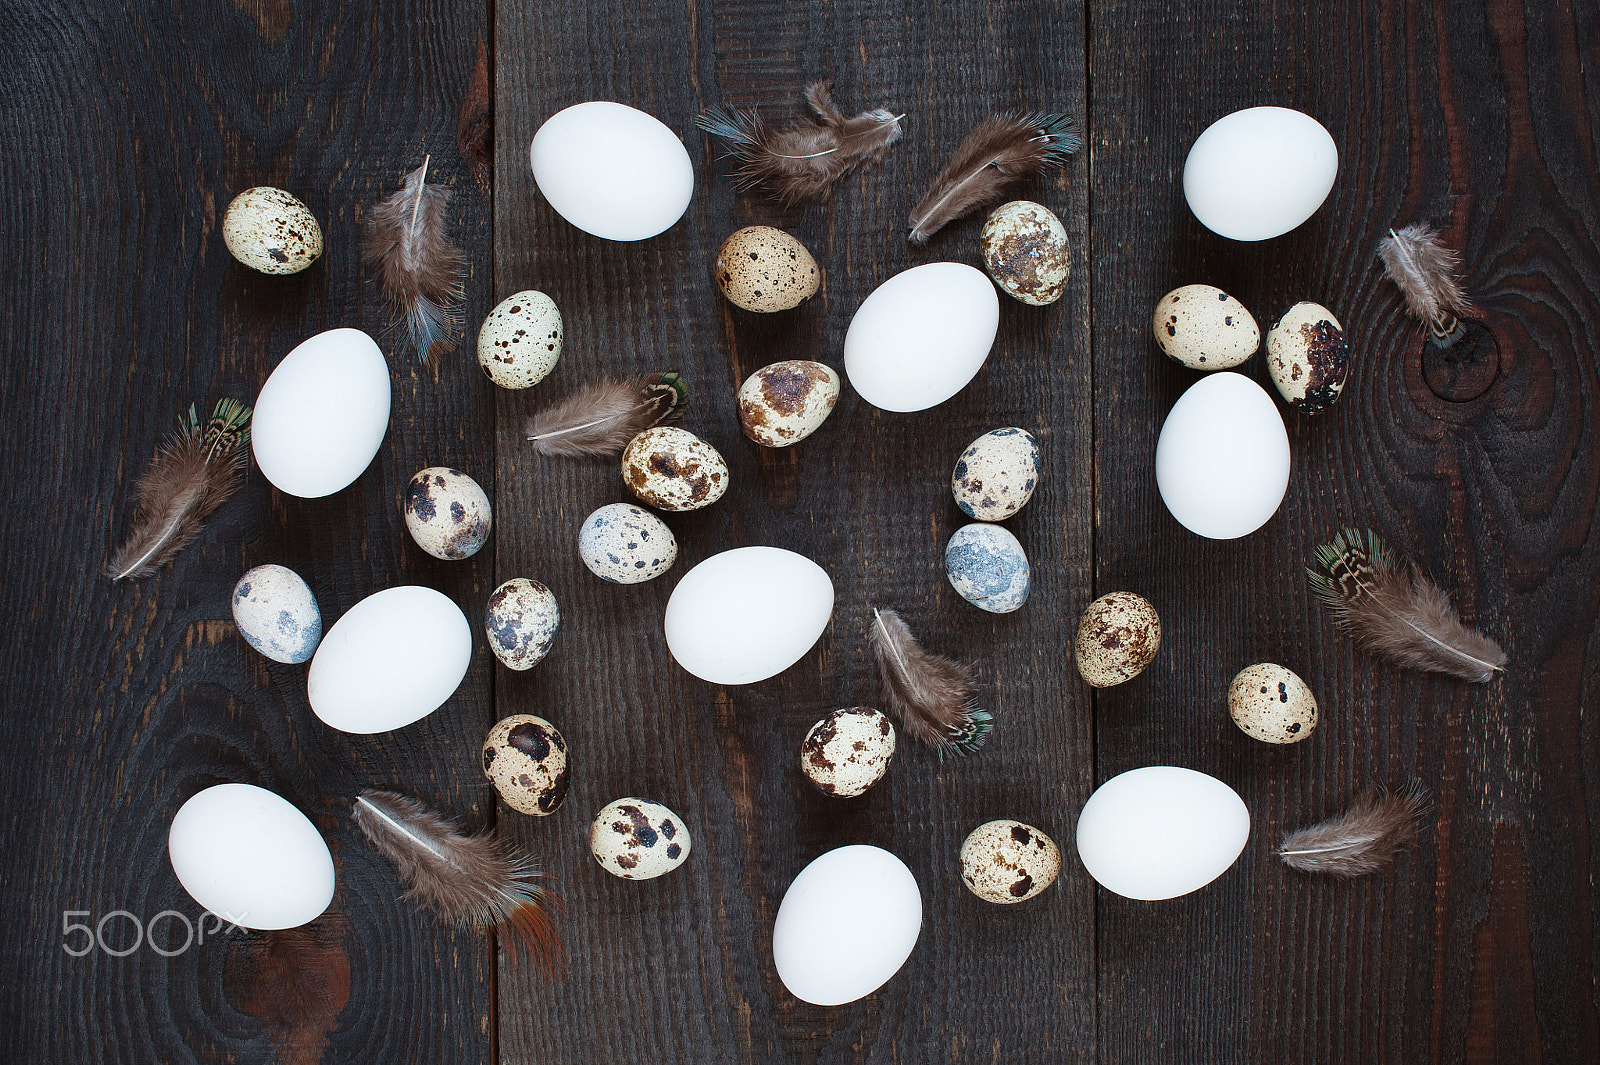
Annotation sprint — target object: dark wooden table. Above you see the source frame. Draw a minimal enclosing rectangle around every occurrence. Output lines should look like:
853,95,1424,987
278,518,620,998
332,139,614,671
3,1,1596,1062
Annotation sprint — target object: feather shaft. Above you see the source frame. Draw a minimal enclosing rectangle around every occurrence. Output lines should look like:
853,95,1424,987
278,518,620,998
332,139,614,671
869,608,991,756
525,372,687,458
907,112,1081,242
363,158,467,362
1279,783,1428,877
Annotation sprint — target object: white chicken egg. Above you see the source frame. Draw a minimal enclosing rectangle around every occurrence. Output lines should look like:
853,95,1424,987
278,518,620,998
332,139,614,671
477,290,562,389
167,783,334,929
252,328,391,499
843,262,1000,412
772,845,922,1006
1075,766,1250,900
1183,107,1339,241
307,586,472,734
1154,372,1290,539
663,546,833,685
529,101,694,241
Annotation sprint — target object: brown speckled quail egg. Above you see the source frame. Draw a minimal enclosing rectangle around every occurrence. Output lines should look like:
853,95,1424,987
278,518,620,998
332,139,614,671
799,708,896,798
738,361,841,447
476,290,562,389
402,467,492,559
715,226,820,312
484,578,559,671
621,426,728,511
483,714,570,816
590,797,691,879
1228,662,1318,744
222,187,323,274
980,201,1069,306
952,427,1042,521
577,502,677,583
1074,591,1161,687
1266,301,1349,415
960,820,1061,904
1152,285,1259,370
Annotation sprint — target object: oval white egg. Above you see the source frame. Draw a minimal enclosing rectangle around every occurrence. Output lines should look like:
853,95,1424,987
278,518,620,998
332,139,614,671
1183,107,1338,241
307,586,472,733
1154,372,1290,539
663,546,833,685
252,328,391,498
529,101,694,241
843,262,1000,412
168,783,334,929
772,845,922,1005
1075,766,1250,901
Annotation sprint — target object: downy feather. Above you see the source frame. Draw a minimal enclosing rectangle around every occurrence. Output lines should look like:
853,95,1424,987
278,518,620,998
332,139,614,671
1278,782,1428,877
362,157,467,362
1378,223,1474,344
869,608,991,756
908,112,1082,243
525,372,687,458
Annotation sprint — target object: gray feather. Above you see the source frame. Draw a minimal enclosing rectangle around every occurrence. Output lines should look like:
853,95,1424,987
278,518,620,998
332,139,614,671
1279,783,1428,877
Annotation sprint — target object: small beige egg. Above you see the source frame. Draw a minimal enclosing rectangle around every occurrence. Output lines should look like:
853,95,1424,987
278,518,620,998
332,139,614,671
1266,301,1349,415
959,820,1061,904
799,707,896,798
952,427,1041,521
402,467,492,559
590,798,690,880
1074,592,1161,687
714,226,820,312
577,503,678,583
477,290,562,389
222,187,323,274
621,426,728,511
980,201,1069,306
737,361,841,447
482,714,570,816
1152,284,1259,370
484,578,559,671
1228,663,1318,743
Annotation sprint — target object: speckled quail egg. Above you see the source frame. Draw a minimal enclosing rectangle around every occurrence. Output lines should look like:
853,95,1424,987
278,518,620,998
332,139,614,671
1074,592,1161,687
738,361,840,447
222,188,323,274
590,797,691,880
477,290,562,389
402,467,492,560
1151,285,1260,370
945,523,1031,613
484,578,559,671
1228,662,1318,744
714,226,820,312
952,427,1041,521
231,564,322,664
800,708,896,798
1266,301,1349,414
960,820,1061,904
482,714,570,816
621,426,728,511
577,503,678,583
980,201,1069,306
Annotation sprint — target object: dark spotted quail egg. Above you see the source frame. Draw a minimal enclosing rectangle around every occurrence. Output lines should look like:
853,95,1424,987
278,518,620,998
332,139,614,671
590,798,691,880
484,578,559,671
1074,592,1161,687
799,708,895,798
1227,662,1318,743
980,201,1069,306
1151,284,1259,370
231,564,322,664
737,361,840,447
960,820,1061,904
477,290,562,389
222,187,322,274
715,226,821,312
951,427,1041,521
577,503,677,583
1266,301,1349,415
403,467,492,560
621,427,728,511
482,714,570,816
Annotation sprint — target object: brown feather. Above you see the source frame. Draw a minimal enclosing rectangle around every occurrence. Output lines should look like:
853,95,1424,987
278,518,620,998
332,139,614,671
697,79,903,204
1378,223,1474,343
106,399,251,581
456,38,492,198
353,790,562,971
362,157,467,362
907,112,1082,243
524,372,687,458
1308,528,1507,683
1278,783,1428,877
869,609,991,756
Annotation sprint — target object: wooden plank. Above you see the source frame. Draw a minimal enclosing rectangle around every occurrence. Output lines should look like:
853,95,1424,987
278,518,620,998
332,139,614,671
493,0,1094,1061
1087,1,1600,1063
0,3,495,1062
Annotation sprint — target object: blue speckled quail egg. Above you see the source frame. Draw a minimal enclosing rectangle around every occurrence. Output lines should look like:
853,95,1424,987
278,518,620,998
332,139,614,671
945,523,1031,613
578,503,677,583
403,467,492,560
1266,301,1349,415
952,427,1041,521
800,708,896,798
231,564,322,664
1227,662,1318,743
484,578,559,671
1152,285,1259,370
1074,592,1161,687
222,188,322,274
590,797,691,879
483,714,570,816
980,201,1069,306
621,426,729,511
960,820,1061,904
477,290,562,389
737,361,840,447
